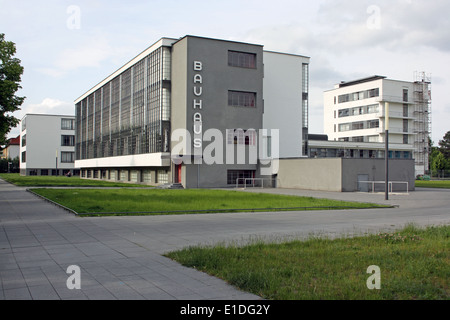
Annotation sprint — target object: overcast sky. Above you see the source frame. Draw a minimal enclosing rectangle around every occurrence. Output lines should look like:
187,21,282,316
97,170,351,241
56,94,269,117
1,0,449,144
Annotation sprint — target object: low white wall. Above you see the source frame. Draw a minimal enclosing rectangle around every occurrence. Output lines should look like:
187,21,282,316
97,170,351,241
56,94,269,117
277,158,342,191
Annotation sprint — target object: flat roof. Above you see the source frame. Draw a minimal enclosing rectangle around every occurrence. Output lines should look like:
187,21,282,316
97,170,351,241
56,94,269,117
337,75,386,88
172,34,264,48
264,50,310,59
21,113,75,121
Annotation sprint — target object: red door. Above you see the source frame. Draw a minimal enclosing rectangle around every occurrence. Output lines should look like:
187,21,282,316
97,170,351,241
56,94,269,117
176,164,182,183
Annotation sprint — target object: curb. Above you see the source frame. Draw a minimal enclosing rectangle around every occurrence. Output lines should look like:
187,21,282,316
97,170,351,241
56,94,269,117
26,188,80,216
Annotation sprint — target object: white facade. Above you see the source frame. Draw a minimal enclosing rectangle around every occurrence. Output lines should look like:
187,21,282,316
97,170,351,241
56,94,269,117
263,51,310,158
2,136,20,160
323,75,430,175
19,114,77,176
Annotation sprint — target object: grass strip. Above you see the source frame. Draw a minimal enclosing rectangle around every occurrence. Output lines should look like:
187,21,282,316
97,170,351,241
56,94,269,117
29,188,390,216
415,180,450,189
0,173,148,187
166,224,450,300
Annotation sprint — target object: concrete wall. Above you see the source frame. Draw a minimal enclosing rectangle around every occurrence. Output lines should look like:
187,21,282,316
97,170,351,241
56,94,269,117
278,158,343,192
341,158,415,192
277,158,414,192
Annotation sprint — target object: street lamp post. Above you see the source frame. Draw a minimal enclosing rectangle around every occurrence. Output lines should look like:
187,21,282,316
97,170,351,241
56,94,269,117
385,102,389,200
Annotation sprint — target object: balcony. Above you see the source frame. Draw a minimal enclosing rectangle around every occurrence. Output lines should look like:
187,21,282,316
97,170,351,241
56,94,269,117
375,95,415,105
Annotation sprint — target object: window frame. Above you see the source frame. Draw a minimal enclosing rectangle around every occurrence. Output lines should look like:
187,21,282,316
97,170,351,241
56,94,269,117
228,51,257,69
228,90,257,108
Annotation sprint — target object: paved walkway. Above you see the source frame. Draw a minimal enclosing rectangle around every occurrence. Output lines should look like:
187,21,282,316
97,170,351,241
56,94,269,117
1,178,449,300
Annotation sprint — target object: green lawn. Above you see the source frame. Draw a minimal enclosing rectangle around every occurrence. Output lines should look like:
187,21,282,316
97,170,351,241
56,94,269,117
166,224,450,300
415,180,450,189
29,188,389,215
0,173,147,187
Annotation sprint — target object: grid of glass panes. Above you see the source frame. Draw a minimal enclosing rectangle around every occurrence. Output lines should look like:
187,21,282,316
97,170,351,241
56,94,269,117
87,94,94,158
147,47,162,154
132,59,145,155
61,118,74,130
75,46,170,161
75,102,82,160
101,83,110,157
228,91,256,107
228,51,256,69
302,63,309,129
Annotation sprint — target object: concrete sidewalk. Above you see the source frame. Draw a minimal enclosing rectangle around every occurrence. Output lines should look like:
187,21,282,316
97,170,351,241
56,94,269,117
0,179,260,300
1,178,449,300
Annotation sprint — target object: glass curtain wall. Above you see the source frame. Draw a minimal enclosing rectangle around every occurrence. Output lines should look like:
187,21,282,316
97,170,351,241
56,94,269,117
75,46,171,161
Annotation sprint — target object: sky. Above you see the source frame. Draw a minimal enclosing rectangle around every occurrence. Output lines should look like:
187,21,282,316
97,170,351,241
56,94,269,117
1,0,449,145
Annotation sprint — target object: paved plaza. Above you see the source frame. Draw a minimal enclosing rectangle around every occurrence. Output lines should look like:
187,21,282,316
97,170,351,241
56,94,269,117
0,178,449,300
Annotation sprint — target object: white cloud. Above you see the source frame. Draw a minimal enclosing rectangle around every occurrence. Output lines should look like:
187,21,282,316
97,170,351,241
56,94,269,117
35,35,133,78
22,98,74,116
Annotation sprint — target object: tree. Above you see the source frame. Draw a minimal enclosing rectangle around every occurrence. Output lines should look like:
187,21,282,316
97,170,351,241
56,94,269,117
0,33,25,147
431,151,450,178
438,131,450,160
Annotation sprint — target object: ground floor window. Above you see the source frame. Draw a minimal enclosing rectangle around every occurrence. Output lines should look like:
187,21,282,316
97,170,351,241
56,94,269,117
142,170,152,183
227,170,255,185
157,170,169,184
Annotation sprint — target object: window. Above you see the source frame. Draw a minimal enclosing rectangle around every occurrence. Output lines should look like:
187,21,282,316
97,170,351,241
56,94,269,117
157,170,169,184
338,104,379,118
227,170,255,185
352,122,364,130
21,134,26,147
21,151,26,163
403,119,408,132
403,134,409,144
403,89,408,102
227,129,257,145
61,118,75,130
338,88,379,103
61,152,75,163
61,135,75,146
403,104,409,117
228,51,256,69
228,91,256,108
352,136,364,142
338,109,350,118
339,123,351,132
368,120,379,129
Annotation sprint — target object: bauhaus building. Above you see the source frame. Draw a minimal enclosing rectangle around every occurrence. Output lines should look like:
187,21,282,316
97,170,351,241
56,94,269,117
75,35,310,188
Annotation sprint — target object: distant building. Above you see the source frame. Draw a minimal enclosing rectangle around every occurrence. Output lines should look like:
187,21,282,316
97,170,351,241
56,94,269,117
19,114,79,176
1,135,20,160
323,74,431,175
308,134,413,160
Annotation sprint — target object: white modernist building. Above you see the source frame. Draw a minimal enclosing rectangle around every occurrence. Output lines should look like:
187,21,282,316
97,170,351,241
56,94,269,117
263,51,310,158
74,35,310,187
323,75,431,176
19,114,78,176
